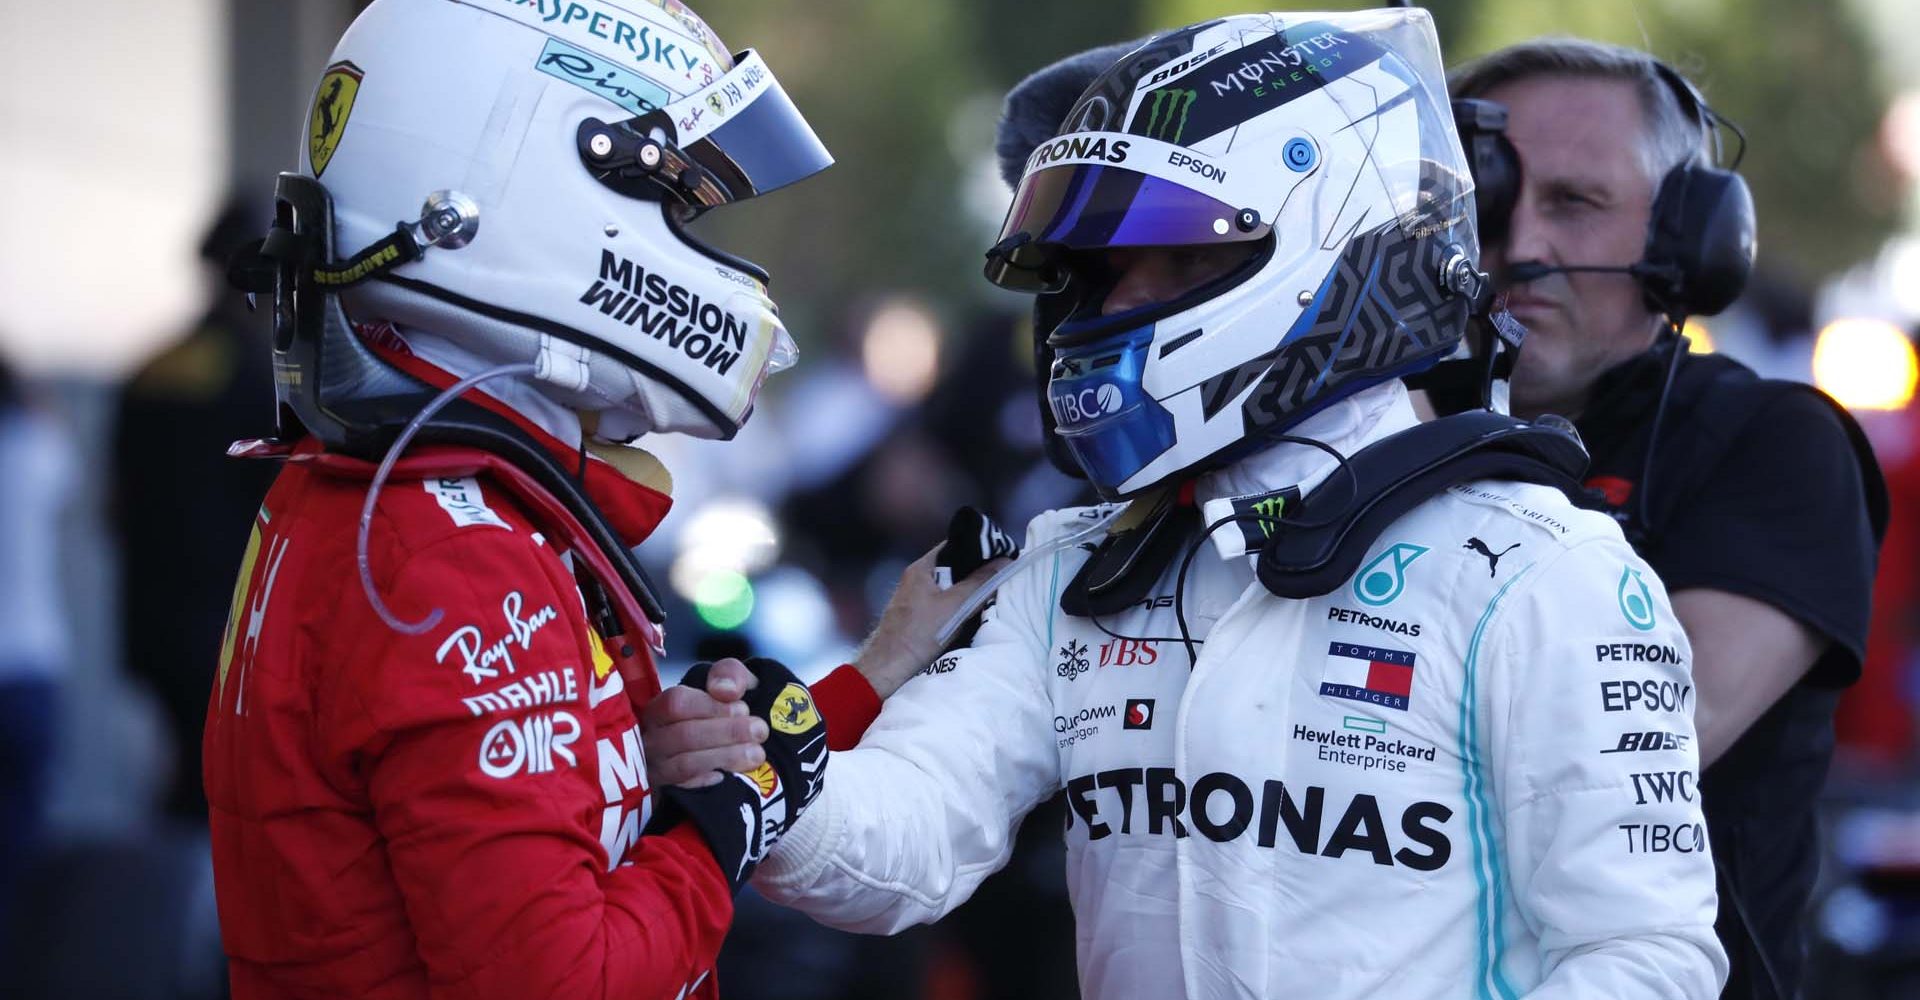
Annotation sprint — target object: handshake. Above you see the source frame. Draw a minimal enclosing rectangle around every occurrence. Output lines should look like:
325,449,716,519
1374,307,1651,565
644,657,829,889
640,508,1017,890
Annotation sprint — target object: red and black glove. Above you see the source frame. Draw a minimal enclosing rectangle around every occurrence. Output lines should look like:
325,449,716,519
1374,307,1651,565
656,657,829,890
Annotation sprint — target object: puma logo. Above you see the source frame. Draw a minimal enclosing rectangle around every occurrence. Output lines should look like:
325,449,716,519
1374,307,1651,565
1464,537,1519,576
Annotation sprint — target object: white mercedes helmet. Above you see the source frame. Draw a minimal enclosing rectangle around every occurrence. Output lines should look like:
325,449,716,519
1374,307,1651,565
306,0,831,440
986,9,1480,498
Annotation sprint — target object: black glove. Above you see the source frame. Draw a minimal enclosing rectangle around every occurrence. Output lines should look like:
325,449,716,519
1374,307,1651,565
657,657,829,889
931,506,1019,649
932,506,1018,588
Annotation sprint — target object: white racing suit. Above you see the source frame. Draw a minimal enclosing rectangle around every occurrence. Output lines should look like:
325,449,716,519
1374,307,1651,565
756,383,1726,999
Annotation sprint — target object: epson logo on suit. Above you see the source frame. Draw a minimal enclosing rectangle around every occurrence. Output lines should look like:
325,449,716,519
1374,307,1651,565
1599,678,1692,714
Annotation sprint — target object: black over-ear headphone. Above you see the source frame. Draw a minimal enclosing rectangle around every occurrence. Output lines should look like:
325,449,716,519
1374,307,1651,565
1455,56,1756,321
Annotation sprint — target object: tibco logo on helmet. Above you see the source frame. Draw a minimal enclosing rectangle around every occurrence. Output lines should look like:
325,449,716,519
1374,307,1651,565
986,9,1482,499
1051,383,1128,427
287,0,831,445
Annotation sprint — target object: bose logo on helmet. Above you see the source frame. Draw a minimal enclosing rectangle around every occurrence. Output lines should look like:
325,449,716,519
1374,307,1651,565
1049,384,1126,426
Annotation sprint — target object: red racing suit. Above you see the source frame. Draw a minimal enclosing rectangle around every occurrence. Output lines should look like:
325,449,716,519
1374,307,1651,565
205,408,877,999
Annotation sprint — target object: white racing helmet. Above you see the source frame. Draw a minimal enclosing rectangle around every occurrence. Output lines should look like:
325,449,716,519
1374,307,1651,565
306,0,831,440
986,8,1482,498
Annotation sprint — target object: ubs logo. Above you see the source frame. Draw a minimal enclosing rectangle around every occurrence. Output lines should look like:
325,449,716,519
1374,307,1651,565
1056,639,1092,681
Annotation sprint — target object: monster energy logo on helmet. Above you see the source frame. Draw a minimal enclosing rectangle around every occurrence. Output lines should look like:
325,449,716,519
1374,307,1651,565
1141,88,1196,142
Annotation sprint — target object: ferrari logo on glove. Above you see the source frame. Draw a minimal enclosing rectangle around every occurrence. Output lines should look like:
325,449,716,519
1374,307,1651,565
770,683,821,735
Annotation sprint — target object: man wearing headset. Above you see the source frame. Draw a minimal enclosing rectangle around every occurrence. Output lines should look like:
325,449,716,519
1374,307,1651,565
678,11,1728,998
1451,40,1885,1000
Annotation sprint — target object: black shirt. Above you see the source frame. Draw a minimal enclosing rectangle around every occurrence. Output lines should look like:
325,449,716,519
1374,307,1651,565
1573,341,1887,1000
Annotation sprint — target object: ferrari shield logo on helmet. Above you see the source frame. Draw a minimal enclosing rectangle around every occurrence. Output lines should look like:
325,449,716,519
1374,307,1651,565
308,61,364,177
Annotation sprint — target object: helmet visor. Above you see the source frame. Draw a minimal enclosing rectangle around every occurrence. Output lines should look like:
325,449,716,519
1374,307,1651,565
670,50,833,200
986,134,1269,292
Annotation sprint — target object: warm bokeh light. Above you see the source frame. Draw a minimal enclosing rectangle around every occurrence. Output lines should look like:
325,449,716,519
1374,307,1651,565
860,298,943,403
1813,317,1918,411
1681,318,1715,354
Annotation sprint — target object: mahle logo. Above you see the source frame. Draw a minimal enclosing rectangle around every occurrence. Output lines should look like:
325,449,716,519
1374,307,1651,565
1142,88,1196,143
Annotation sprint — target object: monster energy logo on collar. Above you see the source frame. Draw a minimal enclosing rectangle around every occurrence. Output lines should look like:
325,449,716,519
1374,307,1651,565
1354,543,1428,607
1220,485,1302,551
1617,566,1657,631
1142,88,1196,143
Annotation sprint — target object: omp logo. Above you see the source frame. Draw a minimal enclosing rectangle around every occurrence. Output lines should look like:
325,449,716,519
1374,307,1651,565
478,710,581,779
1141,88,1196,142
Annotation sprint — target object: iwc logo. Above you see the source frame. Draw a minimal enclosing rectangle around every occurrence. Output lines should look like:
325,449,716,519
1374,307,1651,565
308,61,364,177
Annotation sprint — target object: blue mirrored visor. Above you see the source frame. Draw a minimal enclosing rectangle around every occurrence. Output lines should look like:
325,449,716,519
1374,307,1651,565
687,54,833,200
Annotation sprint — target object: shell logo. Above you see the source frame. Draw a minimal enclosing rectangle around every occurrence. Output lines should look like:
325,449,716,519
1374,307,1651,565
745,762,780,800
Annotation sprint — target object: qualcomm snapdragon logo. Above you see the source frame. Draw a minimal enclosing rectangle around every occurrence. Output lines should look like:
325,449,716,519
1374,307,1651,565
1353,543,1428,607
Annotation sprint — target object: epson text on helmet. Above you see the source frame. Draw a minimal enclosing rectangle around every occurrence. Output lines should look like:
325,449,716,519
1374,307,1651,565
580,249,751,376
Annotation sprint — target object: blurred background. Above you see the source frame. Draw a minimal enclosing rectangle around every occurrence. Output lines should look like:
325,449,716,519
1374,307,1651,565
4,0,1920,996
